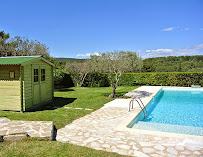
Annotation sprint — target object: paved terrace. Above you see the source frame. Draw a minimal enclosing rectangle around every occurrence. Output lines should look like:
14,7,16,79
57,86,203,157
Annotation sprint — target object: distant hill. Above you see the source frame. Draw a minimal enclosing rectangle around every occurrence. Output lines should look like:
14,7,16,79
142,55,203,72
55,57,86,62
55,55,203,72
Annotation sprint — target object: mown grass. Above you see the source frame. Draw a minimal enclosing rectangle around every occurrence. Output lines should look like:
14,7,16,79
0,138,128,157
0,86,138,157
0,86,137,129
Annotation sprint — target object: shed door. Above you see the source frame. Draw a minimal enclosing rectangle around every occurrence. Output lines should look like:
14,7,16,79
32,65,47,105
40,66,47,102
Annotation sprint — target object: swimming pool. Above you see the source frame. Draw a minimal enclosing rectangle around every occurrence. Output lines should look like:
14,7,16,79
127,88,203,136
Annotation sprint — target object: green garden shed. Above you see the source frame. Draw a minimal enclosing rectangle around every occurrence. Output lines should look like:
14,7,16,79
0,56,54,112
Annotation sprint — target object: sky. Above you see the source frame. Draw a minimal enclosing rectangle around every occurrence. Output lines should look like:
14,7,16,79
1,0,203,59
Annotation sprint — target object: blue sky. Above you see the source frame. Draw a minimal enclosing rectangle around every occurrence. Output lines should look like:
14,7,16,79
1,0,203,59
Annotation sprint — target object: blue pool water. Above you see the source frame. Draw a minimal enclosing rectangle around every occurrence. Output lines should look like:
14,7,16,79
128,88,203,136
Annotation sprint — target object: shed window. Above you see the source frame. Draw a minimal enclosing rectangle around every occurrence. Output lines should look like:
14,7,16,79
41,69,45,81
34,69,39,82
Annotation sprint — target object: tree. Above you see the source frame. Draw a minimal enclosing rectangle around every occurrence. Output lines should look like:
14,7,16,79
90,51,142,98
0,31,55,63
0,31,10,44
0,31,15,57
10,36,50,58
0,31,50,58
65,61,90,87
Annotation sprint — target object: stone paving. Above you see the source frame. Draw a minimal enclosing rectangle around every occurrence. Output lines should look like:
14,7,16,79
0,117,54,141
64,107,93,111
57,86,203,157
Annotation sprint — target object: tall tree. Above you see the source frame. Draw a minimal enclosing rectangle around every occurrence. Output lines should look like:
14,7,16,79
90,51,142,98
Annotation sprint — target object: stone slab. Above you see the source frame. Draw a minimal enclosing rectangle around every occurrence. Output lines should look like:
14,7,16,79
0,118,54,140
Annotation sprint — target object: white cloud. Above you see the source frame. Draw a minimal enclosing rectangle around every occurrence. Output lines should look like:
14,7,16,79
161,27,175,31
161,27,190,32
76,53,91,57
76,52,101,58
146,49,173,53
94,52,101,56
142,43,203,59
200,28,203,30
137,50,142,53
183,28,190,31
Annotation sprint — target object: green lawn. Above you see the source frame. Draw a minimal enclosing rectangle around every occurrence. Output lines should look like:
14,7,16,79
0,138,128,157
0,86,138,156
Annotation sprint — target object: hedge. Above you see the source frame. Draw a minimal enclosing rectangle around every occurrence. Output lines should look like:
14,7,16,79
84,72,203,87
55,72,203,88
118,72,203,87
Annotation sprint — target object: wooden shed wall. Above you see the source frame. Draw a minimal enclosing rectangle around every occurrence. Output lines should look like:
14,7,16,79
0,65,20,80
23,64,32,110
0,81,21,111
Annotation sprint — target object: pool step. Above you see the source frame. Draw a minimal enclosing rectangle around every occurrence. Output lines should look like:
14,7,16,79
131,121,203,136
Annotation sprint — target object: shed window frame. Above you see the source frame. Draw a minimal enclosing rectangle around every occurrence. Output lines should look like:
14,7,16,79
41,69,45,81
34,69,39,82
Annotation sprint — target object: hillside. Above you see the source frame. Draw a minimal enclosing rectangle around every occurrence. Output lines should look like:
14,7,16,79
54,55,203,73
55,57,85,62
142,55,203,72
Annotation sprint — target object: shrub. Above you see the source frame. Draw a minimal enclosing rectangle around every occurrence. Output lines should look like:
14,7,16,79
54,69,74,88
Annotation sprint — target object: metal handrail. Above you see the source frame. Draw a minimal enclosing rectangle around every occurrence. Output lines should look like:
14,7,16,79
138,98,147,116
129,98,135,111
129,97,147,120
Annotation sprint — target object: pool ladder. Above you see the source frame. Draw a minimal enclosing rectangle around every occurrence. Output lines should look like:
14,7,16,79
129,97,147,120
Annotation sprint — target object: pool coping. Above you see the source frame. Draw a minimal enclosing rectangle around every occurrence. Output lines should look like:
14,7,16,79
115,86,203,141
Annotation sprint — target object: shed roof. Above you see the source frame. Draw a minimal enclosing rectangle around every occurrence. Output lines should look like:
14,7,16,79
0,56,54,66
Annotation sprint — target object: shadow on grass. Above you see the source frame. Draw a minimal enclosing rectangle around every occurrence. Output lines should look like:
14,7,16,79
31,97,77,112
55,88,75,92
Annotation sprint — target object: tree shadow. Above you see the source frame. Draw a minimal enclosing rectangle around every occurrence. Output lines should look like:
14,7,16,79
102,91,131,98
30,97,77,112
116,92,130,97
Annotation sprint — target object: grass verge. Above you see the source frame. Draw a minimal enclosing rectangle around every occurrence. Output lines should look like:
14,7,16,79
0,138,128,157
